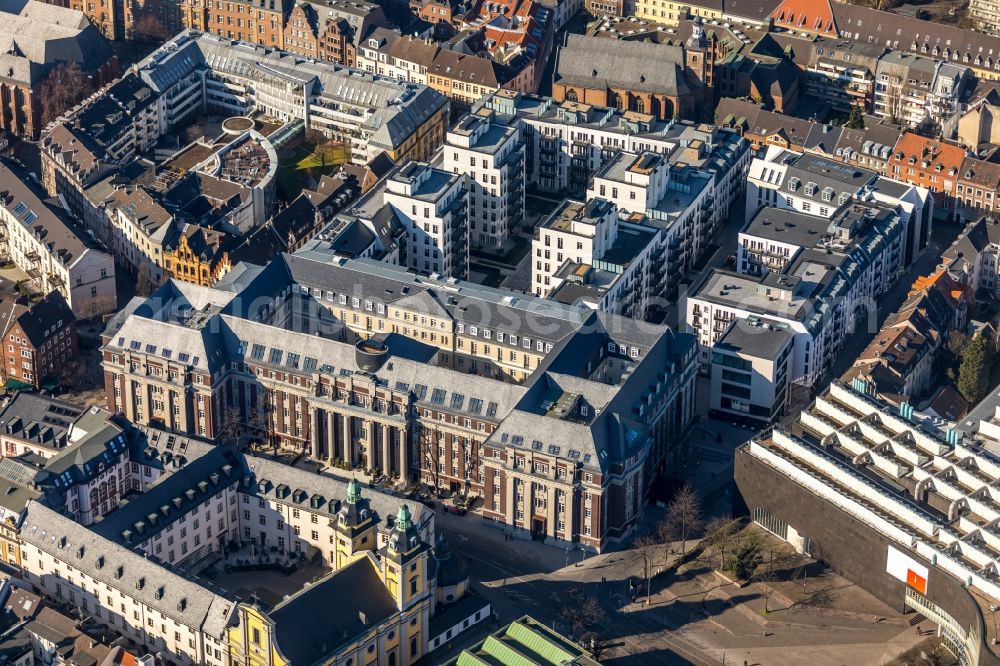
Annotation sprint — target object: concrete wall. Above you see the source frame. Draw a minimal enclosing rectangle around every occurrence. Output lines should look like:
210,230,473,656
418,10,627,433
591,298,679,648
734,448,1000,666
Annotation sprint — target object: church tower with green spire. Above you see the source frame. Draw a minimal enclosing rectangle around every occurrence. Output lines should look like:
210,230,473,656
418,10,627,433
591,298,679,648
380,503,430,612
333,477,377,569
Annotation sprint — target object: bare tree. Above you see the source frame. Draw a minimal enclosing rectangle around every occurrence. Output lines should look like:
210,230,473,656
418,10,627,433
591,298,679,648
664,483,702,556
702,516,740,571
40,63,88,126
557,588,604,638
220,409,243,449
77,295,116,325
420,429,442,492
879,78,905,126
183,122,204,145
135,264,154,297
60,358,89,391
632,535,658,604
755,562,778,613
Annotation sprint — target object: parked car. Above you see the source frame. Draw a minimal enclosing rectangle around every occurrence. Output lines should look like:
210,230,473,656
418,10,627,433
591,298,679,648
445,505,467,516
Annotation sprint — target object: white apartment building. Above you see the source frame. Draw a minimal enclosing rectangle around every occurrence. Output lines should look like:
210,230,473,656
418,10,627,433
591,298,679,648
874,53,971,138
587,152,715,304
971,0,1000,37
532,198,618,297
443,114,524,249
475,92,679,197
709,317,794,425
690,201,908,385
747,146,933,265
475,92,750,210
530,196,656,321
0,163,116,316
382,162,468,279
109,188,172,286
355,33,434,84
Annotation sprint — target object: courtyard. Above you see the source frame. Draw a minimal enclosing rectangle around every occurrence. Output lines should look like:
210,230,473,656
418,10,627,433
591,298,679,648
276,138,351,201
198,545,331,607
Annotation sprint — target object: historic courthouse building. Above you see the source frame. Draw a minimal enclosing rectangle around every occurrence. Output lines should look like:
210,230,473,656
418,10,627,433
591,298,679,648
101,253,698,551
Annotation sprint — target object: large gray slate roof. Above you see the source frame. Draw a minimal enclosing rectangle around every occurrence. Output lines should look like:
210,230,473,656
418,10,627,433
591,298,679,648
0,0,111,86
554,34,690,96
21,502,235,638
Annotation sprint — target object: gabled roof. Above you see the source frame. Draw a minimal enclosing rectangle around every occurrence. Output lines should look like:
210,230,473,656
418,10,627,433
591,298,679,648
1,291,75,348
770,0,836,37
0,0,112,86
554,34,690,96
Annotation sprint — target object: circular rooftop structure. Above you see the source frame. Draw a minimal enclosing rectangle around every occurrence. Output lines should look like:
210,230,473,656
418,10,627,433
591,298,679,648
355,338,389,372
222,116,255,135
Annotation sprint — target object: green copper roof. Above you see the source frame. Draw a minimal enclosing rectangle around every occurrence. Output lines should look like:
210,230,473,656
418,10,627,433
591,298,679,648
396,504,413,531
451,616,600,666
347,477,361,504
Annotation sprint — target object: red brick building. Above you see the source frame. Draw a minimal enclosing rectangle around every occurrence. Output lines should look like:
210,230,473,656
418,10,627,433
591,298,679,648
887,132,967,212
0,292,77,390
182,0,287,48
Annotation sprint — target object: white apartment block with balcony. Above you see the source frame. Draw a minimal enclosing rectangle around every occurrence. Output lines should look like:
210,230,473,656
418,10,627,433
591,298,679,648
382,161,468,279
971,0,1000,37
874,53,971,138
587,151,715,303
474,92,680,197
533,199,617,297
443,114,525,249
532,198,659,319
747,146,933,265
689,200,909,386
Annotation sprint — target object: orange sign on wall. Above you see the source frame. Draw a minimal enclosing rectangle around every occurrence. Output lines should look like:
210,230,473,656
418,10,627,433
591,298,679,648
906,569,928,595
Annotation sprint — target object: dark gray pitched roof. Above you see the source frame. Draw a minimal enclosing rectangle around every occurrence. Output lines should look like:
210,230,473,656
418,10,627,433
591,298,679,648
0,392,83,451
269,557,398,663
21,502,236,638
554,34,691,96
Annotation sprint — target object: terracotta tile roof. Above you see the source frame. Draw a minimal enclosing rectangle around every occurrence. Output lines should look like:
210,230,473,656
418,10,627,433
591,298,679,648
888,132,966,175
770,0,836,38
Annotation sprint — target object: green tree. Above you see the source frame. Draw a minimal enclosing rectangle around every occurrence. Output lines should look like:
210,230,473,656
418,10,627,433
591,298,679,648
958,334,992,404
726,534,762,580
845,105,866,130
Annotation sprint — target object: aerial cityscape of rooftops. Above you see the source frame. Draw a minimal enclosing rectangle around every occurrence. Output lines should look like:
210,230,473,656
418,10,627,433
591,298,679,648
13,0,1000,664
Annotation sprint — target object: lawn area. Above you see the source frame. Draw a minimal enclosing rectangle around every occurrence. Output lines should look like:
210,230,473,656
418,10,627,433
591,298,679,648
276,140,351,201
295,142,351,169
